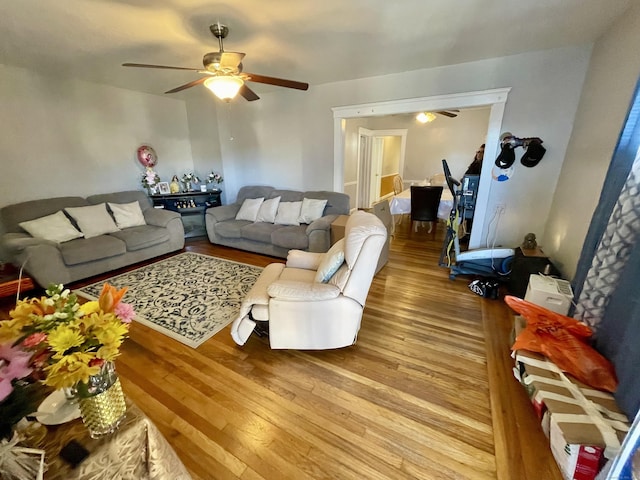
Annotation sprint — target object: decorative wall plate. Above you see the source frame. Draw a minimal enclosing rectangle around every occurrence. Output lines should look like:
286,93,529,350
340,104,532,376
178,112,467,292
137,145,158,168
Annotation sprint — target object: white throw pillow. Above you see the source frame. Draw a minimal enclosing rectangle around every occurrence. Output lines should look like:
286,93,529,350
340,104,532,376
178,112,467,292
274,201,303,226
19,210,83,243
314,239,345,283
108,201,146,229
65,203,120,239
235,198,264,222
255,196,281,223
298,198,328,224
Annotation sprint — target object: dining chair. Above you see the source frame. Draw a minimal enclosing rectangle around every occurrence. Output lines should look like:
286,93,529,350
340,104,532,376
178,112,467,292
429,173,447,187
410,186,444,234
393,174,404,195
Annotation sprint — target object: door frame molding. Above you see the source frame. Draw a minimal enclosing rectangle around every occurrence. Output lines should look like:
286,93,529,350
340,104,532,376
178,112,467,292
332,87,510,248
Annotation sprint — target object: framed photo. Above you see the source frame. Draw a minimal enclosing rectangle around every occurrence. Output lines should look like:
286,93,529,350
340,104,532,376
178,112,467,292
157,182,170,195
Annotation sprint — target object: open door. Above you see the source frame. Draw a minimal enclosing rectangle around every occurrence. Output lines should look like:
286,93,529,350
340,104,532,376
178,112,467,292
355,128,406,209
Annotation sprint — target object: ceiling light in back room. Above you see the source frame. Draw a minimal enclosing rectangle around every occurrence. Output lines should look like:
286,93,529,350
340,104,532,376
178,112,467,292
416,112,436,123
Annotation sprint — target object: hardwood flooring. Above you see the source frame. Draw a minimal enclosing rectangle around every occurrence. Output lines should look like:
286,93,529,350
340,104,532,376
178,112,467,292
0,220,563,479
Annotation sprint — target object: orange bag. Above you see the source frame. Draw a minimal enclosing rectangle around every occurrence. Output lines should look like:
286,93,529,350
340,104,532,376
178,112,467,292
505,295,618,392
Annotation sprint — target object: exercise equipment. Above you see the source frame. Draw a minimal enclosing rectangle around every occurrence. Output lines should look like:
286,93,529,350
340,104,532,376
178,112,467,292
439,159,514,280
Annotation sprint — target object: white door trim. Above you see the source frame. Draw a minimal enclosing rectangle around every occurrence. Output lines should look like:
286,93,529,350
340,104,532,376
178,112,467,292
332,87,511,249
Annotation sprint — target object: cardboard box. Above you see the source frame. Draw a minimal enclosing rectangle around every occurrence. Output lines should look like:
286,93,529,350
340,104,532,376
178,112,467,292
512,316,629,480
330,215,350,245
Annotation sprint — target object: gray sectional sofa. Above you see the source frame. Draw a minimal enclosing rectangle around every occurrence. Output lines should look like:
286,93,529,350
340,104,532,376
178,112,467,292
0,190,184,287
205,186,350,258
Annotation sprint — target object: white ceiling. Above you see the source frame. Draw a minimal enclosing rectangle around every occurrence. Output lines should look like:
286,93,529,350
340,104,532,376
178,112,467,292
0,0,632,98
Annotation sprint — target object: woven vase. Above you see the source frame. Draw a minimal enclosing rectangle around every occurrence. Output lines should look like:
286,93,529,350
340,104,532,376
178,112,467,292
76,362,126,439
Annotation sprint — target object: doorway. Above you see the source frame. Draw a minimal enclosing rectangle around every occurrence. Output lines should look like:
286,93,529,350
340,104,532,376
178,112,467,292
332,88,510,249
356,128,407,209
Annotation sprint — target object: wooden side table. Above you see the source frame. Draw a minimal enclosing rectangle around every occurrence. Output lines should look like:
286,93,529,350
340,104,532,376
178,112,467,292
0,263,35,298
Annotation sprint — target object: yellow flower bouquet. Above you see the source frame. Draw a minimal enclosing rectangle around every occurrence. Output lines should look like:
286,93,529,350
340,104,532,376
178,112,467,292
0,283,133,391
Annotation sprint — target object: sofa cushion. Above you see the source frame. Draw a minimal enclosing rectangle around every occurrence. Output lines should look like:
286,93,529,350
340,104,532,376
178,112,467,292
108,201,146,229
236,198,264,221
0,197,89,234
241,222,283,244
60,235,126,265
271,190,304,203
236,186,274,205
65,203,120,239
18,210,84,244
298,198,328,224
271,225,309,250
215,220,252,239
274,201,302,226
108,225,169,251
87,191,152,211
255,196,281,223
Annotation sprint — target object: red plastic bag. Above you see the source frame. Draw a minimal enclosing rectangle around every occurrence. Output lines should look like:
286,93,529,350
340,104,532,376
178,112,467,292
505,295,618,392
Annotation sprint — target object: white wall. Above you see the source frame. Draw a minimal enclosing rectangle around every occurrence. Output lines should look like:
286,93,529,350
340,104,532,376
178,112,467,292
210,46,591,248
186,91,225,201
543,3,640,280
0,64,193,208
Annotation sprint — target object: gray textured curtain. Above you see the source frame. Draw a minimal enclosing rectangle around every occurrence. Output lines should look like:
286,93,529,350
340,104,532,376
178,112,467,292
573,150,640,332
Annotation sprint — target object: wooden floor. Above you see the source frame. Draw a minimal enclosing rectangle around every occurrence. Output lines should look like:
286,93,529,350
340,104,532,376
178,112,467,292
1,220,563,479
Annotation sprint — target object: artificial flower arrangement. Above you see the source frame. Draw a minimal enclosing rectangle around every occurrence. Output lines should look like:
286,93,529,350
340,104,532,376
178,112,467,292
0,283,133,439
181,172,201,191
206,171,223,185
141,168,161,191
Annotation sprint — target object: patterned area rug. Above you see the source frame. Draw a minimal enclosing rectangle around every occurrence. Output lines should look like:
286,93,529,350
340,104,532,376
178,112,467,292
75,252,262,348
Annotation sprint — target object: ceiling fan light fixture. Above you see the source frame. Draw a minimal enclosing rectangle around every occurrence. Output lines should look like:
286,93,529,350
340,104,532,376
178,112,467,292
416,112,436,123
204,75,244,101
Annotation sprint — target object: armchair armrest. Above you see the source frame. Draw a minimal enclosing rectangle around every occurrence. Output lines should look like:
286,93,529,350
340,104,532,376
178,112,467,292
205,204,240,222
143,208,181,227
286,250,324,270
267,280,340,301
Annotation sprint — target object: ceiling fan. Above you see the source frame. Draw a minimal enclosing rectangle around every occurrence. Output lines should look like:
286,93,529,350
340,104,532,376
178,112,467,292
122,23,309,102
415,110,459,123
434,110,459,118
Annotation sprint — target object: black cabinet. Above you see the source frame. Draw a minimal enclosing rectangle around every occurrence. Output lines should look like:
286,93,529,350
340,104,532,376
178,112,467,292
150,191,221,238
506,247,559,298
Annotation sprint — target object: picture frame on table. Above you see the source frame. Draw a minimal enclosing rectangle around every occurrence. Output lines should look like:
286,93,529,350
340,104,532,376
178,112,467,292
157,182,171,195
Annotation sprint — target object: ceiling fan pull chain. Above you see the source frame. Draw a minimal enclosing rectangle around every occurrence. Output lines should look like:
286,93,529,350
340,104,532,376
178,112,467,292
227,103,234,141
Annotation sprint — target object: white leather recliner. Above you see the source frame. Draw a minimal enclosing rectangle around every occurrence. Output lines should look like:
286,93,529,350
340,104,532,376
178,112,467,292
231,211,387,349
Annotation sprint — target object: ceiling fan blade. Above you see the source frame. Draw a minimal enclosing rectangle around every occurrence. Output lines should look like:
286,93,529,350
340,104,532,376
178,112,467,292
239,84,260,101
123,62,201,72
244,72,309,91
436,111,458,118
165,77,207,94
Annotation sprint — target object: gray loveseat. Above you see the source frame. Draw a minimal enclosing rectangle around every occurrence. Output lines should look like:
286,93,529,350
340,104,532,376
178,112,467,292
205,186,350,258
0,190,184,287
